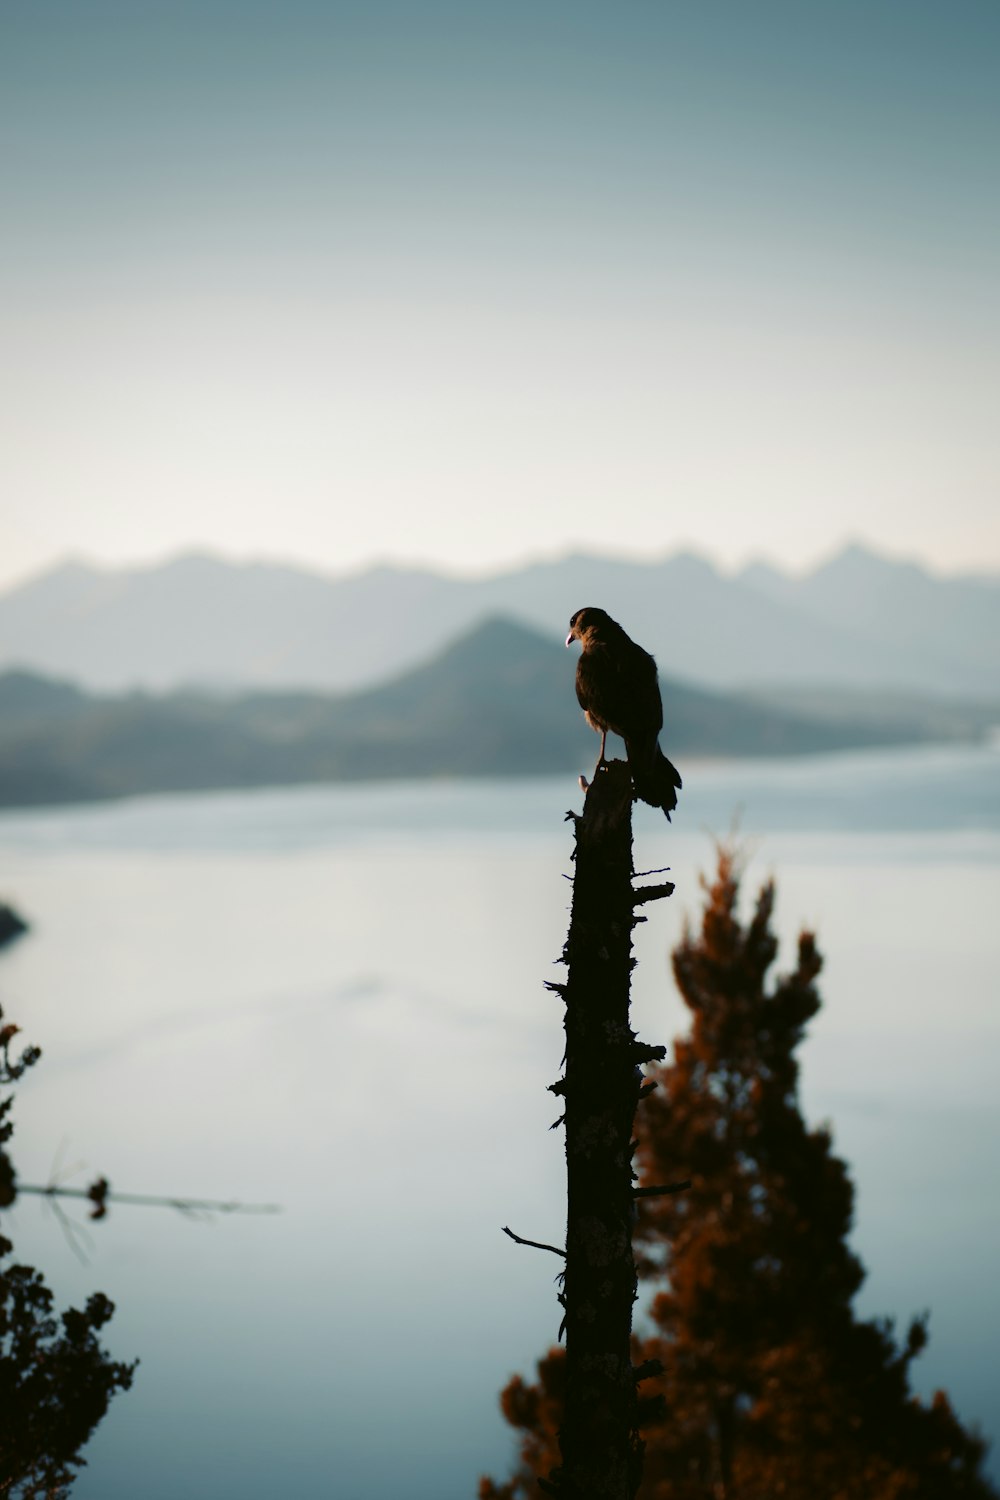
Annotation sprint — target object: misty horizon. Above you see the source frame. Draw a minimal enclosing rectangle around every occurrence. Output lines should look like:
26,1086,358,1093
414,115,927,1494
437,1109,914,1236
6,533,1000,598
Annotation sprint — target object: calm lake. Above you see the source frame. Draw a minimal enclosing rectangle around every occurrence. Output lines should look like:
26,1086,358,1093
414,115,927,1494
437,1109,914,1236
2,742,999,1497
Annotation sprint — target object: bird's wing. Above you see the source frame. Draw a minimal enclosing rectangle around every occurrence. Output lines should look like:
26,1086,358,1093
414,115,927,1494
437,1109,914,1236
577,642,662,740
629,645,664,738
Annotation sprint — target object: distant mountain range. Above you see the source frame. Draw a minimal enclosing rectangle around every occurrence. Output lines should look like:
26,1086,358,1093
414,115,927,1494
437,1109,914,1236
0,616,991,809
0,541,998,698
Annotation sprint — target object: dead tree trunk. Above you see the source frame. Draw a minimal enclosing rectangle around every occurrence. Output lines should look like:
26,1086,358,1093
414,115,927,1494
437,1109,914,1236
542,760,674,1500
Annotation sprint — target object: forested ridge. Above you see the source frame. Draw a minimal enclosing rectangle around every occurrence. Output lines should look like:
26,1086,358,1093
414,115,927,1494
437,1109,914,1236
0,617,980,808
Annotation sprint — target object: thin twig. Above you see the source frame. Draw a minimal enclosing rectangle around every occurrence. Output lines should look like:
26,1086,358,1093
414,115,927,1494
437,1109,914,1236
46,1195,95,1266
17,1184,281,1214
632,882,675,906
501,1225,566,1258
632,1180,691,1198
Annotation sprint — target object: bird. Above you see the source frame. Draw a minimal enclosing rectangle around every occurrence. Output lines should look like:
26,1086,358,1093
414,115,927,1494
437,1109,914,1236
566,606,682,817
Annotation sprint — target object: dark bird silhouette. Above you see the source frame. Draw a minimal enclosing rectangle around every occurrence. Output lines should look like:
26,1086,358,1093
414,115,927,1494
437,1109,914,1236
566,606,682,817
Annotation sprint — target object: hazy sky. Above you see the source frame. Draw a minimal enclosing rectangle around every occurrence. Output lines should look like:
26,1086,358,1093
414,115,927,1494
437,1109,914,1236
2,0,998,587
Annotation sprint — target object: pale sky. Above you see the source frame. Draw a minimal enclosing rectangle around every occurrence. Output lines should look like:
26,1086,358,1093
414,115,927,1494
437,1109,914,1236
2,0,998,588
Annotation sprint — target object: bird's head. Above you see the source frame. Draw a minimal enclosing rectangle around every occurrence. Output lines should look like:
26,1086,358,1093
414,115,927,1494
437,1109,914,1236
566,606,613,648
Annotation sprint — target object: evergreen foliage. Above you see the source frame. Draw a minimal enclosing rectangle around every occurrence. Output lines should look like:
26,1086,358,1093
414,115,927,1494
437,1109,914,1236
482,847,995,1499
0,1004,135,1498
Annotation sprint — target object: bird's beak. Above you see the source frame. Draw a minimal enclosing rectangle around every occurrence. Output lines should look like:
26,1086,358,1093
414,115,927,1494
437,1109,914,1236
565,632,574,647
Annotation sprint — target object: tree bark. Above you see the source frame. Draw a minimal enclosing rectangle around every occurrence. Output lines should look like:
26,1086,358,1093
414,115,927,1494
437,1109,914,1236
546,760,671,1500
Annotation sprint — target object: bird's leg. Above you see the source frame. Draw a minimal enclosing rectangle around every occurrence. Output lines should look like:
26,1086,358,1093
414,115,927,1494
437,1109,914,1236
593,729,608,776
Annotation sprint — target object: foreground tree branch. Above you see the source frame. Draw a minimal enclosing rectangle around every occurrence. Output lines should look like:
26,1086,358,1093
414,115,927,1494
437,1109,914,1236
15,1181,281,1222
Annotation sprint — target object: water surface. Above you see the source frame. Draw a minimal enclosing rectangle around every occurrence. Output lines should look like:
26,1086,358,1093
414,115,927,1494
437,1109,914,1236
1,743,998,1496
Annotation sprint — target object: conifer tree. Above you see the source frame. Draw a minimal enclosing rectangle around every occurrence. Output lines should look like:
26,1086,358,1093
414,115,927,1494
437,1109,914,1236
482,847,995,1500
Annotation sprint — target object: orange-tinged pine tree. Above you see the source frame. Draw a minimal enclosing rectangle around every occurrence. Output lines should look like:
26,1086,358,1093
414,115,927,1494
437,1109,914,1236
482,847,995,1500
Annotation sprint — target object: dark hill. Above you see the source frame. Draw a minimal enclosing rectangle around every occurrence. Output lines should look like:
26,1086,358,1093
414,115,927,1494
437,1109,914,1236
0,668,89,727
0,615,971,808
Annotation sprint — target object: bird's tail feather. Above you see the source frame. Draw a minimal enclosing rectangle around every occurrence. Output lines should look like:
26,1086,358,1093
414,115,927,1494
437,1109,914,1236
628,741,682,818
